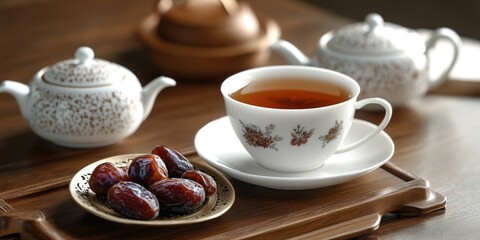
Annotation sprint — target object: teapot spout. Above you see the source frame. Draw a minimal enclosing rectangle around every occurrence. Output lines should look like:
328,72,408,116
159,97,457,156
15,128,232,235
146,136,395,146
0,80,30,119
141,76,176,121
271,40,311,66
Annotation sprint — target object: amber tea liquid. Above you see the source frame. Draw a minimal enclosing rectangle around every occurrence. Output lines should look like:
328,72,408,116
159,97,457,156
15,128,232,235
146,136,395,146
230,78,351,109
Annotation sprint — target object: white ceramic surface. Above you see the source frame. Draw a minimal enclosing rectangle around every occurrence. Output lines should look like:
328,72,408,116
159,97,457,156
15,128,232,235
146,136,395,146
221,66,391,172
0,47,176,148
69,154,235,225
271,13,461,107
195,116,394,190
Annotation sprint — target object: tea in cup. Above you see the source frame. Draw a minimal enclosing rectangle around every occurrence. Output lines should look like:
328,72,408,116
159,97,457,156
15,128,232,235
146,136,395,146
221,66,392,172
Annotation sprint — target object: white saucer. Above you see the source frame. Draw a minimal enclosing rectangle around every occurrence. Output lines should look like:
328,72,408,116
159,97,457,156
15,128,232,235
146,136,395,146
194,116,395,190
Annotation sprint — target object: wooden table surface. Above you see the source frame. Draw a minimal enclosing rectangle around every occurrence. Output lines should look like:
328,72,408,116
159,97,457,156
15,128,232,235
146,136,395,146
1,0,480,239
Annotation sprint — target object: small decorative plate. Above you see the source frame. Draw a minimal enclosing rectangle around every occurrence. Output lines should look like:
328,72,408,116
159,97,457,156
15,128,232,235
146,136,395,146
69,154,235,225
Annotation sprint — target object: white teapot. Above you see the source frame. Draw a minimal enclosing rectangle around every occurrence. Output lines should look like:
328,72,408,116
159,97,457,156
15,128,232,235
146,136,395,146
0,47,176,147
272,13,461,107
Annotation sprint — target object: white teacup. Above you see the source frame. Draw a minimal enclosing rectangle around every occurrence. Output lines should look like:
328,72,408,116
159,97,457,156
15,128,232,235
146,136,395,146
221,66,392,172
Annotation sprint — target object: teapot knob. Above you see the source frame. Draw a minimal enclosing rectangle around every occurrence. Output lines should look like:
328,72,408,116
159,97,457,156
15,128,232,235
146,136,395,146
75,46,94,66
158,0,239,15
219,0,239,15
365,13,383,34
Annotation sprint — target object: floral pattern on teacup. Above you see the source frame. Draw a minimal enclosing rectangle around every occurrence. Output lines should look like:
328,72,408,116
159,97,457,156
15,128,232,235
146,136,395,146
240,120,283,151
239,120,345,151
319,120,344,148
291,125,315,146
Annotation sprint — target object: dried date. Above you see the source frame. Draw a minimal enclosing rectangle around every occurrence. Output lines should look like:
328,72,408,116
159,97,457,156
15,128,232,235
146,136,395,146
148,178,205,214
181,170,217,197
151,145,194,177
89,162,129,195
107,181,160,220
128,154,168,187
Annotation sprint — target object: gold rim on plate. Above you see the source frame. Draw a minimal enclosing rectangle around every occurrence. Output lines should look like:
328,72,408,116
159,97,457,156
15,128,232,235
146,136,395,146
69,154,235,226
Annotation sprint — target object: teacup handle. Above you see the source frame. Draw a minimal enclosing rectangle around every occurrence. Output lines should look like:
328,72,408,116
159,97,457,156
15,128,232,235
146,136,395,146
335,98,392,153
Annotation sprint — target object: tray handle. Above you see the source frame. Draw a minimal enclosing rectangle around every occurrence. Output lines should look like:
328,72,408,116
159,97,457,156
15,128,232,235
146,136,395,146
290,213,382,240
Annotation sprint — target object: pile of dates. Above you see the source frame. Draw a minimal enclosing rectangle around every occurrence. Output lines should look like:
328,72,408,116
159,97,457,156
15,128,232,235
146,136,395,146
88,145,217,220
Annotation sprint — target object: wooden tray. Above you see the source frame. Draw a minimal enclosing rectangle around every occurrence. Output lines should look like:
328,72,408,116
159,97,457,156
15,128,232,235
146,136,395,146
3,155,445,240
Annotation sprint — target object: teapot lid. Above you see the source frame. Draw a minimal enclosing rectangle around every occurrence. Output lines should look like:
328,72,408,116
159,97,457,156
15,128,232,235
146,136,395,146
43,47,122,87
325,13,424,55
156,0,260,47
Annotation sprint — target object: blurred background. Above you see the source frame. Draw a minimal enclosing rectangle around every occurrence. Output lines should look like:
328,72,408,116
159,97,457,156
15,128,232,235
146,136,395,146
304,0,480,40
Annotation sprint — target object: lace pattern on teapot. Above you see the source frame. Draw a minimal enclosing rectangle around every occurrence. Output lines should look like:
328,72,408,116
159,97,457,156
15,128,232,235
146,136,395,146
317,54,428,98
43,59,119,87
30,84,143,137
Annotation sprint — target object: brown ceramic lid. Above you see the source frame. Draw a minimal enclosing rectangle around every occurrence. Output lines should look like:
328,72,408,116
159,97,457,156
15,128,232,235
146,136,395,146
156,0,261,47
326,13,425,55
43,47,122,87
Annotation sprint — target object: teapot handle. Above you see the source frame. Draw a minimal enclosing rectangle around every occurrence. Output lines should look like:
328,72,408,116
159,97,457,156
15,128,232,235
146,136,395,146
425,28,461,88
